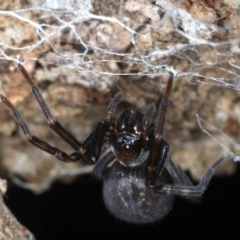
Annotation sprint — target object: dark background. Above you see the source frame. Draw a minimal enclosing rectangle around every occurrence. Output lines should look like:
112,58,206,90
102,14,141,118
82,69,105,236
4,165,240,240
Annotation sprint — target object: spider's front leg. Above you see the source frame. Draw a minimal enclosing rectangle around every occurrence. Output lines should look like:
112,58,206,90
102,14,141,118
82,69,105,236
71,92,123,164
144,68,225,197
1,95,76,163
146,70,173,186
1,63,123,165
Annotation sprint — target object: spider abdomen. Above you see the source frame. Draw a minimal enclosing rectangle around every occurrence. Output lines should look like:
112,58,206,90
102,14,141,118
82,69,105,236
103,162,175,224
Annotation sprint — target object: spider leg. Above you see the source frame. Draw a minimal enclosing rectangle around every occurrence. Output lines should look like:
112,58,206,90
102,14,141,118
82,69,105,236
17,63,123,164
165,158,193,186
85,95,119,162
18,63,95,164
1,95,77,162
69,93,122,163
69,120,111,164
93,151,116,178
150,156,225,198
165,158,202,202
90,92,122,161
146,71,174,186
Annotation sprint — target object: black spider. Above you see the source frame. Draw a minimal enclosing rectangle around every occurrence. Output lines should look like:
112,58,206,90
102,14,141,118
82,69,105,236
1,63,224,224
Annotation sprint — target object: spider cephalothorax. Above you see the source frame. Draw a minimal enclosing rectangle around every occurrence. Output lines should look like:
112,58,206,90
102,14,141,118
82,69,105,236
1,63,224,223
108,109,154,167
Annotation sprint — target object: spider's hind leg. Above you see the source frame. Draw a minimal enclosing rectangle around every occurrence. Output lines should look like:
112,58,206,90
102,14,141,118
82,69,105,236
150,156,225,198
165,158,201,202
165,158,193,186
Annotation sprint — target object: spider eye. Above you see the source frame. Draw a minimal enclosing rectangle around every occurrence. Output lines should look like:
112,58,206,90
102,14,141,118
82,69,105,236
129,111,144,134
116,110,144,134
116,110,132,132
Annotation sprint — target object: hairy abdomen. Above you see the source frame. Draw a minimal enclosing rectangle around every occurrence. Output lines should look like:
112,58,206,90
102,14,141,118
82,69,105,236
103,162,175,223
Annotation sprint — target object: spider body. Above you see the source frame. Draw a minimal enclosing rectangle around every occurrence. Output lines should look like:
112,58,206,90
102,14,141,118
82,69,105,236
109,110,152,167
1,63,225,224
103,161,174,223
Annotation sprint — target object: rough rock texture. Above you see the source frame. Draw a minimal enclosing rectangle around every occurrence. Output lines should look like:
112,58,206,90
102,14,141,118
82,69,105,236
0,0,239,193
0,179,35,239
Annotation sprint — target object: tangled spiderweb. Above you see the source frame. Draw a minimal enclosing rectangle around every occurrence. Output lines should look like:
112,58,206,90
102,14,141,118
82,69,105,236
0,0,239,193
